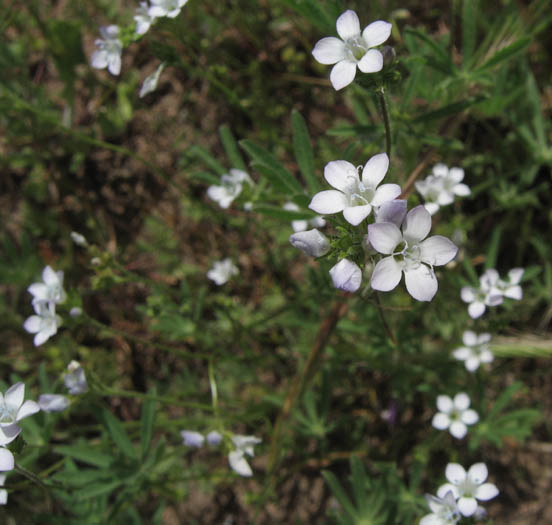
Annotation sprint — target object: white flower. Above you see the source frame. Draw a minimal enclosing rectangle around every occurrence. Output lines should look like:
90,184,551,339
453,331,493,372
23,301,62,346
206,430,222,446
461,269,503,319
134,2,156,35
27,265,67,306
139,63,165,98
420,491,461,525
289,229,330,258
70,231,88,247
283,202,326,232
369,205,458,301
309,154,400,226
148,0,188,18
228,435,261,477
64,361,88,395
181,430,205,448
329,259,362,292
432,393,479,439
207,169,252,209
91,25,123,76
312,10,392,90
0,383,40,428
38,394,71,412
207,258,239,285
0,474,7,505
415,164,470,215
437,463,499,517
0,449,14,472
497,268,524,300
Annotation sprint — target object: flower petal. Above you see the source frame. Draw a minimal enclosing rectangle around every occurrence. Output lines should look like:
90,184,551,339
372,184,401,207
453,347,471,360
16,400,40,422
453,183,471,196
436,395,453,413
445,463,467,484
402,205,432,244
4,383,24,412
329,259,362,292
228,450,252,477
432,412,450,430
368,222,402,255
23,315,42,334
424,202,440,215
309,190,347,214
362,153,389,187
42,266,59,286
460,287,476,303
449,421,467,439
504,285,522,300
330,60,357,90
312,37,346,64
343,205,372,226
0,449,14,472
91,50,108,69
361,20,392,47
404,265,438,302
467,463,488,484
453,392,470,411
0,424,21,446
468,302,486,319
419,236,458,266
461,409,479,425
437,483,459,500
357,49,383,73
27,283,48,301
370,256,402,292
475,483,499,501
508,268,524,284
324,160,358,192
375,199,407,226
336,10,360,40
458,496,478,517
463,330,477,346
465,357,481,372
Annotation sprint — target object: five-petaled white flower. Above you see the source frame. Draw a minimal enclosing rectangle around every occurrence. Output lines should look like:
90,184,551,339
283,202,326,232
461,269,503,319
432,393,478,439
28,265,67,306
140,63,165,98
415,164,470,215
329,258,363,293
134,2,156,35
38,394,71,413
23,301,62,346
207,169,252,209
312,10,392,90
91,25,123,76
64,361,88,395
420,491,461,525
181,430,205,448
148,0,188,18
453,331,493,372
497,268,524,300
228,435,261,477
309,154,400,226
437,463,499,517
368,205,458,301
207,258,239,285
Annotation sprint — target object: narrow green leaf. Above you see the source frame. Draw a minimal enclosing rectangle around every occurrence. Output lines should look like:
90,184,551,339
77,479,122,500
101,408,137,461
322,470,358,520
53,469,109,486
461,0,477,68
412,97,485,124
487,381,523,420
350,457,368,513
475,37,530,72
404,27,453,74
54,445,113,468
189,145,226,175
485,226,502,270
219,125,246,171
462,256,479,286
140,395,156,460
291,110,318,192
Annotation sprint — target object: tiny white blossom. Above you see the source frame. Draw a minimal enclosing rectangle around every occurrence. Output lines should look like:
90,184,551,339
207,258,239,285
139,63,165,98
497,267,524,300
207,169,252,209
206,430,222,446
181,430,205,448
283,202,326,232
312,10,392,90
228,435,261,477
0,383,40,428
0,449,14,472
415,164,470,215
27,265,67,306
0,474,7,505
437,463,499,517
453,331,493,372
432,393,478,439
38,394,71,412
289,229,330,258
148,0,188,18
64,361,88,395
329,259,362,293
309,154,401,226
91,25,122,76
369,205,458,301
461,269,503,319
70,231,88,247
134,2,156,35
23,301,62,346
420,491,461,525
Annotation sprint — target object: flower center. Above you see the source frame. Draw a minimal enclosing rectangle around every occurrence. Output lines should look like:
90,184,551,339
345,36,368,61
393,241,423,270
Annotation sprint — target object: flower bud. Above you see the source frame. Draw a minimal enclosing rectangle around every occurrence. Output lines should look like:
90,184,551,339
38,394,71,412
329,259,362,292
289,229,330,258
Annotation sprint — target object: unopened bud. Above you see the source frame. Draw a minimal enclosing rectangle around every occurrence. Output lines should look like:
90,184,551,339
289,229,330,258
329,259,362,292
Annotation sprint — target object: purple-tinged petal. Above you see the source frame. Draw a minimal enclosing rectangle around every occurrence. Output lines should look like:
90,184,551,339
371,184,401,207
375,200,407,226
312,37,346,64
16,400,40,422
402,205,432,244
368,222,402,255
404,265,437,302
330,60,357,90
0,424,21,446
419,235,458,266
361,20,392,47
4,384,24,412
370,256,402,292
329,259,362,292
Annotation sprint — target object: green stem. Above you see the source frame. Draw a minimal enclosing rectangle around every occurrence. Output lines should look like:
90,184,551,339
378,86,392,159
14,463,48,490
208,358,219,416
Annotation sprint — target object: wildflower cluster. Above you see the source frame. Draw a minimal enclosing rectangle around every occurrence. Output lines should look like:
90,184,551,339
416,164,471,215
